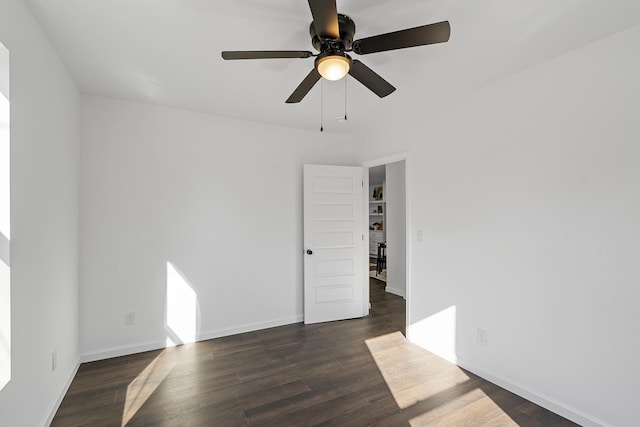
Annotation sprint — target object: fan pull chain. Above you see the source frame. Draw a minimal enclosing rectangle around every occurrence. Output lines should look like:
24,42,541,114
344,77,348,121
320,79,324,132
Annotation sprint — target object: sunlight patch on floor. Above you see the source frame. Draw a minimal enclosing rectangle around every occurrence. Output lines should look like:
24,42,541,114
365,331,470,410
408,387,519,426
367,331,520,426
122,348,177,426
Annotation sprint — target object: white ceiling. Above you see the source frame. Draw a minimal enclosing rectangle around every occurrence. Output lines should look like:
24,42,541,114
24,0,640,135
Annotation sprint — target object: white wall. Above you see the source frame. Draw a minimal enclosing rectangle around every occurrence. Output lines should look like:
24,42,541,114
0,0,81,425
385,161,406,298
80,95,356,359
356,24,640,427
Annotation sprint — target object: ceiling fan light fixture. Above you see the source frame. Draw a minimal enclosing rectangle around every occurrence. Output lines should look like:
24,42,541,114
222,2,452,104
315,52,352,81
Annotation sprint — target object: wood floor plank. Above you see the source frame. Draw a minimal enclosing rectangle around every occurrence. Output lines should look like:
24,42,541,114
52,279,578,426
316,395,401,427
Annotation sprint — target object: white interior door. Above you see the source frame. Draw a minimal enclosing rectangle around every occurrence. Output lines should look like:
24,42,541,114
303,164,365,324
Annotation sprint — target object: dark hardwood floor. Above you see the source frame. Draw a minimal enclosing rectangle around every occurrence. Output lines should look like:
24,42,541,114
52,279,578,426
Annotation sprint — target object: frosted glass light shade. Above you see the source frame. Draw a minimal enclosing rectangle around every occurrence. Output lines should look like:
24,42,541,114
316,55,351,81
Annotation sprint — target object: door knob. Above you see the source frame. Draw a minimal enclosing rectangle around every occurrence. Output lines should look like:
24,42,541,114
306,249,313,255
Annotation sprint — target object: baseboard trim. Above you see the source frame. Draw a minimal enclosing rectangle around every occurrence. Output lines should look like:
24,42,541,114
80,314,304,363
455,357,610,427
403,343,607,427
385,286,406,299
405,335,610,427
42,359,80,427
197,315,304,342
79,340,168,363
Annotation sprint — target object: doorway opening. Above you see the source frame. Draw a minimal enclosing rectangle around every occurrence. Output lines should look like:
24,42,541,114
364,155,408,335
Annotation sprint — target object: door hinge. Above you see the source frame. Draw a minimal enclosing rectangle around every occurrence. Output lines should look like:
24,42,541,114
362,180,364,188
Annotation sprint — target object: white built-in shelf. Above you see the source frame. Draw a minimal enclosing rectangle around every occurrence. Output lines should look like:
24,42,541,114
369,184,386,255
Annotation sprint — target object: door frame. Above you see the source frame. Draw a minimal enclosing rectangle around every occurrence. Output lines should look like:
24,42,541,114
361,153,410,333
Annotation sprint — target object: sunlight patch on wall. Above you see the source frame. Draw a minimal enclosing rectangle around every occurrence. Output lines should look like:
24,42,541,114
121,348,177,426
0,40,10,391
0,259,9,390
407,305,458,364
0,91,8,241
165,262,198,346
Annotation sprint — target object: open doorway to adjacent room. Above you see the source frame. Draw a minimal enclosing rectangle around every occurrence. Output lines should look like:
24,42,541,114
366,157,407,333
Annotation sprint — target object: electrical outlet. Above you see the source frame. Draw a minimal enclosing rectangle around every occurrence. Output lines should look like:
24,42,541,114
52,350,57,371
125,312,136,326
477,328,488,347
417,230,424,243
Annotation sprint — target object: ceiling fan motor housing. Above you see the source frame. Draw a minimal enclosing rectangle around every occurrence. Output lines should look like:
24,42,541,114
310,13,356,52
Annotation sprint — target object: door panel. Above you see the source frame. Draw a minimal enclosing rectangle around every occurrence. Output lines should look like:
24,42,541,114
304,165,365,324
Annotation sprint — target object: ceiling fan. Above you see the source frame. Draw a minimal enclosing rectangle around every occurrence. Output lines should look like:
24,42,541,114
221,0,450,103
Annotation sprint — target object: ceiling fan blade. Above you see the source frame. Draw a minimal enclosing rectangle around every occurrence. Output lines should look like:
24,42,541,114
221,50,313,60
308,0,340,39
286,68,322,103
352,21,450,55
348,60,395,98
